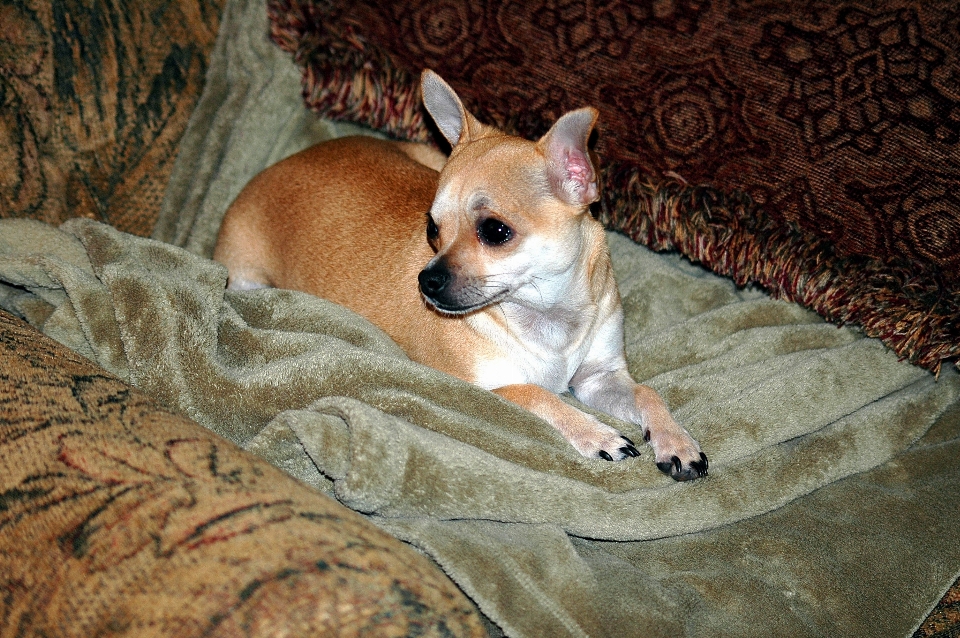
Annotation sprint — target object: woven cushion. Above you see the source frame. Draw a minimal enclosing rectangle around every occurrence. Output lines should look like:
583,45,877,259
0,309,486,637
267,0,959,373
0,0,224,237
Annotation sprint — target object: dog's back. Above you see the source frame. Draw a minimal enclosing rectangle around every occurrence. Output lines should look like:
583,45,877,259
214,135,482,379
216,136,434,291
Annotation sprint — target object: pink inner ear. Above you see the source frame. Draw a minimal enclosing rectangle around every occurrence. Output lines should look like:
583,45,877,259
566,149,593,185
563,148,598,203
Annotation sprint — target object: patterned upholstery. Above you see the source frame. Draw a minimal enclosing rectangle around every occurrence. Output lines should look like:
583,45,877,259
0,309,486,636
0,0,222,236
269,0,960,373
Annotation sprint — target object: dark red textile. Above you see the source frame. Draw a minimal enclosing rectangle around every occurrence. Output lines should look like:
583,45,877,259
268,0,959,372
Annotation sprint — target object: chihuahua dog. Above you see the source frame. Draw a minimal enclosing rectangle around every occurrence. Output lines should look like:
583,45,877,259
214,70,708,480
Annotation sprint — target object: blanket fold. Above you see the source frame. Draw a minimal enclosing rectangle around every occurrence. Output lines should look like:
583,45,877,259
3,217,954,542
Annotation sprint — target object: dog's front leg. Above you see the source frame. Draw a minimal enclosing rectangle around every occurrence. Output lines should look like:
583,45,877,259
572,367,708,480
492,384,641,461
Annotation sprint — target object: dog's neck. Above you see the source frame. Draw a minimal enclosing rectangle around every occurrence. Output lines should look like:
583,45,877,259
493,300,594,354
471,218,611,355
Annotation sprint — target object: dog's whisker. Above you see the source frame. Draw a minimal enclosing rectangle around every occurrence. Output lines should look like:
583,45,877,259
530,280,546,305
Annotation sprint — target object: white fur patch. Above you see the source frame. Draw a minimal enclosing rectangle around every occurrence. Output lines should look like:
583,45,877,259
227,277,270,291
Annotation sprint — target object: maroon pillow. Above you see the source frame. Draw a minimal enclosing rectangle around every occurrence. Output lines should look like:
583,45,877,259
267,0,959,374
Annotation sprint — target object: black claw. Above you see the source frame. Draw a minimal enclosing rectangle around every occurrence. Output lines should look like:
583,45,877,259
620,445,641,458
599,450,614,462
622,436,635,447
643,430,651,442
657,452,711,481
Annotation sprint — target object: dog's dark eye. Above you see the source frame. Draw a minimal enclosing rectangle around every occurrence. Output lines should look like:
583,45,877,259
426,215,439,241
477,218,513,246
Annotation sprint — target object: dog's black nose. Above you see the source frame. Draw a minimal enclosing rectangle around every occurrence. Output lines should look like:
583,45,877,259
418,265,451,296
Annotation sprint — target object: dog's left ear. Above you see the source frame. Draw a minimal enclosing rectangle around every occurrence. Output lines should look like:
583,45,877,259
538,108,600,207
421,69,486,148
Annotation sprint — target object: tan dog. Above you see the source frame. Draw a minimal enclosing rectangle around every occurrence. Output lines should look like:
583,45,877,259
214,70,708,480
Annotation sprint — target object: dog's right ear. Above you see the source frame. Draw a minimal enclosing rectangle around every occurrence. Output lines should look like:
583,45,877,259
421,70,484,148
538,107,600,207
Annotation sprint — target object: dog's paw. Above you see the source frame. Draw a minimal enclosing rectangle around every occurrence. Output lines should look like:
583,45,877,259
655,451,709,481
598,435,642,462
647,427,708,481
568,420,641,462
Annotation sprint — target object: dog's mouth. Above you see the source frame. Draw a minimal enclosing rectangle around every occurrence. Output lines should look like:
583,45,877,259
418,261,512,315
421,287,509,315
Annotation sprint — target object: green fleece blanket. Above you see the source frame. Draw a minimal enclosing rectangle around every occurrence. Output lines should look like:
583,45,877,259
3,0,960,635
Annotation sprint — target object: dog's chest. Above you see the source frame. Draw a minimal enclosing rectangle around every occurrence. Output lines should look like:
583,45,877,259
467,307,597,393
473,351,582,394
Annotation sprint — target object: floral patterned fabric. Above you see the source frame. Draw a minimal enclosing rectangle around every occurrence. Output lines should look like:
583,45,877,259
0,309,486,637
0,0,222,236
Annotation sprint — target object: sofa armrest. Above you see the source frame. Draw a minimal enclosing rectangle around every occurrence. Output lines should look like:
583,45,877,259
0,310,486,637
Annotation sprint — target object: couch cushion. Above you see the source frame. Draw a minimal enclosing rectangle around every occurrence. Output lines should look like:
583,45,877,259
0,0,224,237
0,309,486,637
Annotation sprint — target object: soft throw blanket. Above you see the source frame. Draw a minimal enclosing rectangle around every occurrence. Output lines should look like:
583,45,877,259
5,215,960,635
3,0,960,635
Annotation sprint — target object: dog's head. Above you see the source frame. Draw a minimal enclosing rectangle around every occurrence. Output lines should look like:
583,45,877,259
417,70,600,315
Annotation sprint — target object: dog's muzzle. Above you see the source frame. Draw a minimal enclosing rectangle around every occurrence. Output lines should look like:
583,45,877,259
419,259,507,314
418,260,475,313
